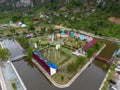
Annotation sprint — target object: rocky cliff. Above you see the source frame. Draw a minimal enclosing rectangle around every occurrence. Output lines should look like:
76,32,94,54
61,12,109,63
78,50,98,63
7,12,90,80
0,0,119,12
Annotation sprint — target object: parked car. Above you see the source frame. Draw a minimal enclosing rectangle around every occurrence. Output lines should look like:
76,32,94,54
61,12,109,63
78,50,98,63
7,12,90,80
108,79,116,84
115,68,120,71
117,65,120,69
116,63,120,66
118,61,120,64
108,85,117,90
116,71,120,74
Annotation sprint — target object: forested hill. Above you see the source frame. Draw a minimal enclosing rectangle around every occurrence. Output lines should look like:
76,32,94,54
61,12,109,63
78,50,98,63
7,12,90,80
0,0,120,38
0,0,118,11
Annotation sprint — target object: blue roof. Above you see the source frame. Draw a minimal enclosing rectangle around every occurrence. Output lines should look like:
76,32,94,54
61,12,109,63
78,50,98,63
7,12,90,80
33,51,39,55
33,51,57,69
79,34,86,40
46,62,57,69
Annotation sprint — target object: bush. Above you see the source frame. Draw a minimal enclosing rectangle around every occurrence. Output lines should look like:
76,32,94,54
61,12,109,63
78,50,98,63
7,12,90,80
11,82,17,90
76,57,86,66
16,36,29,49
67,62,78,73
61,75,64,81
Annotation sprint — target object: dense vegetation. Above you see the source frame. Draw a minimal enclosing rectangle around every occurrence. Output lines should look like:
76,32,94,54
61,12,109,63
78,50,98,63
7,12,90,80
0,46,10,61
0,1,120,42
16,0,120,39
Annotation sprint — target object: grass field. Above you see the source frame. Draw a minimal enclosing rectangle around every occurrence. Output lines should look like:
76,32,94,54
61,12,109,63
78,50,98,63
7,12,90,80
39,45,87,84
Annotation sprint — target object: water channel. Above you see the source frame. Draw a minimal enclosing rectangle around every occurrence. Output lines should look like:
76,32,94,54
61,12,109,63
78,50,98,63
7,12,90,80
0,37,118,90
11,38,119,90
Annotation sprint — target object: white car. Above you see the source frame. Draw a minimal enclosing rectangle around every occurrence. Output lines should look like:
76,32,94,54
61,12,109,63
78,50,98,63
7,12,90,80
115,68,120,71
118,61,120,64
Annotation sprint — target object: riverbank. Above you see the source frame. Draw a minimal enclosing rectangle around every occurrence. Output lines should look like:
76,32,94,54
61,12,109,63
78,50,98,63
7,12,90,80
99,59,120,90
0,66,7,90
99,69,111,90
9,61,27,90
32,44,106,88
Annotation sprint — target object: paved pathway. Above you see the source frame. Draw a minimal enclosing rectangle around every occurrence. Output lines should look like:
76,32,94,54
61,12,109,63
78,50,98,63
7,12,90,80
0,66,7,90
0,39,27,90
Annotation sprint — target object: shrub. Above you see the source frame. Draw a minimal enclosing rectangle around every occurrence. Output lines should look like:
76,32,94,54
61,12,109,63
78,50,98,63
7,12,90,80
67,62,78,73
61,75,64,81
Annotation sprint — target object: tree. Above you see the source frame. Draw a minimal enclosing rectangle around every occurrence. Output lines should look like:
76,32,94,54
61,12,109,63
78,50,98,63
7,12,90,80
61,75,64,81
12,15,23,22
0,30,3,37
28,25,35,32
9,27,16,39
16,36,29,49
9,27,16,35
67,62,78,73
26,47,33,60
0,47,10,61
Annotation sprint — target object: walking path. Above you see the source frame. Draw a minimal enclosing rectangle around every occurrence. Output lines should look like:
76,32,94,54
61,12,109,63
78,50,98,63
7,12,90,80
9,61,27,90
32,44,106,88
0,39,27,90
0,66,7,90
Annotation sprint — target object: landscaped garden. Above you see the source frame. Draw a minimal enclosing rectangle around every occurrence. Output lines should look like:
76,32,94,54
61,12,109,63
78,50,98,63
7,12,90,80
25,29,103,84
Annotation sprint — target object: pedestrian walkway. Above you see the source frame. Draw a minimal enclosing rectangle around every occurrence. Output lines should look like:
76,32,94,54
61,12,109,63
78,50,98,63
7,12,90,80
2,62,25,90
0,66,7,90
0,85,1,90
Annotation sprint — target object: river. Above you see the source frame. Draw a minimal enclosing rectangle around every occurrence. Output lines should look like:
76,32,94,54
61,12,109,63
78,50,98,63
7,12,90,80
11,38,119,90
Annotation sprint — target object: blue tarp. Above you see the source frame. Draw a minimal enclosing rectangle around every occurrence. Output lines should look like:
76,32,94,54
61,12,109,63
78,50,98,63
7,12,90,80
79,34,86,40
46,62,57,69
33,51,39,55
113,50,118,55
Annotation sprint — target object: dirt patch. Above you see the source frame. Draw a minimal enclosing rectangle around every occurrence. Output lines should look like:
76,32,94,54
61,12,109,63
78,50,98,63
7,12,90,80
108,17,120,24
9,24,19,28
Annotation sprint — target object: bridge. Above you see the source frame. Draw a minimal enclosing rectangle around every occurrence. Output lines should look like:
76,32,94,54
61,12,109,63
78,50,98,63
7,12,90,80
93,54,111,63
95,56,109,62
11,54,27,62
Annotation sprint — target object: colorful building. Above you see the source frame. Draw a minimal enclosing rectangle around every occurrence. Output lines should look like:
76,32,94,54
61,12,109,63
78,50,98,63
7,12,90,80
32,51,57,76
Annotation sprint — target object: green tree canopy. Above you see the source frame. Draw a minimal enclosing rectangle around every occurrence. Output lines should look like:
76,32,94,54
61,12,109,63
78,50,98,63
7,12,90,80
0,46,10,61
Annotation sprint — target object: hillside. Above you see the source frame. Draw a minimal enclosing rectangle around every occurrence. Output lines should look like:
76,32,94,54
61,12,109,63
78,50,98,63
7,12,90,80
0,0,120,39
0,0,109,12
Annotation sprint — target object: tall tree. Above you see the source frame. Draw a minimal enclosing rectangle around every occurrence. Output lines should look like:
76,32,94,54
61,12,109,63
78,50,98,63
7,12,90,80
28,25,35,32
9,27,16,35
